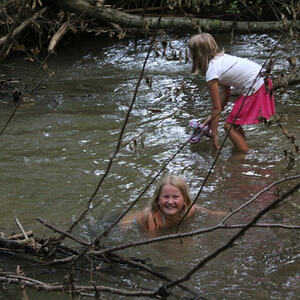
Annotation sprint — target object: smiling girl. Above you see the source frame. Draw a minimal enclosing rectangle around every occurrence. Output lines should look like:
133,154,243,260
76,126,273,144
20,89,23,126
121,175,225,231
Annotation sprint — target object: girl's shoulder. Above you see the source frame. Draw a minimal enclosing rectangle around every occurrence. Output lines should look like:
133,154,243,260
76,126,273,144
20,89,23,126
208,53,228,70
120,211,139,227
213,53,238,63
187,204,199,217
135,208,158,231
195,205,228,216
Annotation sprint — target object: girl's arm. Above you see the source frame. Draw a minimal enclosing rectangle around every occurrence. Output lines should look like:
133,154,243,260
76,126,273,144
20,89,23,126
196,205,228,216
221,85,231,109
207,79,223,149
203,85,229,126
119,212,139,227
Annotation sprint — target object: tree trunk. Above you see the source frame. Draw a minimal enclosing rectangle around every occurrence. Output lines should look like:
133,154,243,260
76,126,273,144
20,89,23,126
57,0,300,33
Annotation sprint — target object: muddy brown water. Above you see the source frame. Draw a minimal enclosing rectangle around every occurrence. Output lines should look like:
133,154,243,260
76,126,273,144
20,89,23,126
0,33,299,299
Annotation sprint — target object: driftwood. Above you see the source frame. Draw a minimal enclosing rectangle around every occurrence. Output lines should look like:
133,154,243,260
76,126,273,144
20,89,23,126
0,4,299,297
56,0,300,33
0,7,48,46
0,7,47,61
48,21,71,53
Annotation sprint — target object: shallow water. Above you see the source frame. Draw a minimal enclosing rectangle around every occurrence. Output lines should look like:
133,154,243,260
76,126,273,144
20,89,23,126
0,33,299,299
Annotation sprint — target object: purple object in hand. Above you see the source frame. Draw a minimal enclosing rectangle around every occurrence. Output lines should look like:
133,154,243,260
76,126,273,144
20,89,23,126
189,120,212,144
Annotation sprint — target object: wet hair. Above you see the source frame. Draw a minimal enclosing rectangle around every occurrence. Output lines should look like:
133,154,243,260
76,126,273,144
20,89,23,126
150,175,192,213
138,175,193,230
188,33,224,75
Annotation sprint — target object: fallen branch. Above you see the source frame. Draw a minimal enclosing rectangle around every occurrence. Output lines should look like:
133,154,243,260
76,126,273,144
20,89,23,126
48,21,71,53
8,231,33,240
0,7,48,47
88,175,300,255
165,181,300,291
0,274,157,297
221,174,300,224
37,218,89,246
14,216,28,239
0,236,34,251
57,0,300,34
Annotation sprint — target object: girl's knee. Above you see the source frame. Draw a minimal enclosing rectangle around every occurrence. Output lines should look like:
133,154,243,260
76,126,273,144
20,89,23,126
224,123,231,132
238,144,249,153
224,123,242,132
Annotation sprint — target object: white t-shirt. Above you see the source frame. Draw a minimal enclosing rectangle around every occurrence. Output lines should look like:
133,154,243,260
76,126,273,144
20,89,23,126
206,54,264,95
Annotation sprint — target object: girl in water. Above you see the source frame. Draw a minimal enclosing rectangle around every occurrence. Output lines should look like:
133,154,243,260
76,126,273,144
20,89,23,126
188,33,275,152
121,174,225,231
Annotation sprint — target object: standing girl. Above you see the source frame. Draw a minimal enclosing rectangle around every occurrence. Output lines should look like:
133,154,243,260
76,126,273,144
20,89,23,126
121,174,226,231
188,33,275,152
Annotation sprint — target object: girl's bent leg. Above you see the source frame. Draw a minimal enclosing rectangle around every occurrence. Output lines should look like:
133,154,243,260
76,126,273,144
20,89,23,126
224,123,249,153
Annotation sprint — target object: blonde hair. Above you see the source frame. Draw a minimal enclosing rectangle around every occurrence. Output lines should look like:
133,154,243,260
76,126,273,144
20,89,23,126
138,175,193,230
150,175,192,212
188,33,223,75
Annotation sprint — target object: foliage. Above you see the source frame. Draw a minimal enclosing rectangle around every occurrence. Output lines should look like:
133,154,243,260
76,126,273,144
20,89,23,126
107,0,297,21
0,0,298,62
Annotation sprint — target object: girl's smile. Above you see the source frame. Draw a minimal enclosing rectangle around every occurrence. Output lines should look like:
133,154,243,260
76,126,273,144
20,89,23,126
158,184,185,217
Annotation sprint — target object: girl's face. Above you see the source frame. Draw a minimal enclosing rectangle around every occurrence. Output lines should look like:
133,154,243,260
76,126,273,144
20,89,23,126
158,184,185,217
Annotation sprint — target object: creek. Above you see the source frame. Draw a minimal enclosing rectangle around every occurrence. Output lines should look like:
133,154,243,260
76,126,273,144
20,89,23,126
0,33,299,299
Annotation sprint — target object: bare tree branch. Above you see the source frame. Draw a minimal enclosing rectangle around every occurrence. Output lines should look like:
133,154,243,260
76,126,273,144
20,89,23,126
0,274,157,297
86,175,300,255
165,181,300,290
0,7,47,47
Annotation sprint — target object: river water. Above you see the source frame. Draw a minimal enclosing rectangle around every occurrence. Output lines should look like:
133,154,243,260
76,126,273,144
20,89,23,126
0,33,299,299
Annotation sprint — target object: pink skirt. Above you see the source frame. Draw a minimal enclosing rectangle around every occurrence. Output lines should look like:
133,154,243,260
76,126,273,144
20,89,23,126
226,78,276,125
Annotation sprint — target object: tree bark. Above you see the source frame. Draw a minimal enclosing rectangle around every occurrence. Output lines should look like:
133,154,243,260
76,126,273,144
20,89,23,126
57,0,300,33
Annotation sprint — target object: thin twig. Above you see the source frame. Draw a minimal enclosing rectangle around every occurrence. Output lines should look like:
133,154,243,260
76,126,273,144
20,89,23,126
177,51,277,230
87,174,300,255
0,274,157,297
14,216,28,239
0,100,21,137
90,221,300,257
56,39,156,247
71,138,190,266
165,181,300,290
221,174,300,224
37,218,89,246
120,110,178,150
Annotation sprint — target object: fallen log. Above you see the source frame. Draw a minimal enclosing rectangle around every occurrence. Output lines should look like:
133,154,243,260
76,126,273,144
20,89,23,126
57,0,300,33
0,236,35,251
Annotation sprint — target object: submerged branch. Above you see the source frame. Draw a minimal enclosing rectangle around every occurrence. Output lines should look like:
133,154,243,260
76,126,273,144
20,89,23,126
221,174,300,223
88,174,300,255
0,274,157,297
90,221,300,257
165,181,300,290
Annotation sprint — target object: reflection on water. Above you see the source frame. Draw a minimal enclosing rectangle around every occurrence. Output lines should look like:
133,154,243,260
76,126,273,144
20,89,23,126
0,33,299,299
